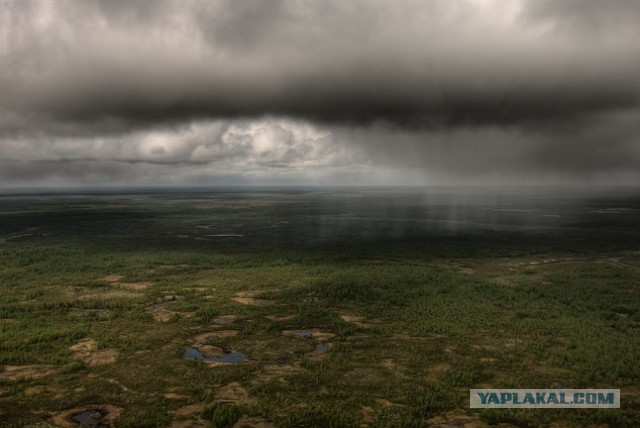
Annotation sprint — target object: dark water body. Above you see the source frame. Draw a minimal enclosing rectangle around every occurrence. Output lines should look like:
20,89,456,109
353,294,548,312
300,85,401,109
1,186,639,249
293,331,314,339
183,347,247,363
71,409,106,427
315,342,331,353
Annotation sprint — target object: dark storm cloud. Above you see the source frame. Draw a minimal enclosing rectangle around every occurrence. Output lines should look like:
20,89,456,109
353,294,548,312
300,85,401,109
1,0,639,135
1,0,640,186
340,108,640,184
523,0,640,32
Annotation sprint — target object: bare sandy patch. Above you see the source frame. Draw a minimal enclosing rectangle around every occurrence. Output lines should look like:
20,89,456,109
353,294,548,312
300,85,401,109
203,356,246,368
0,365,57,382
375,398,404,408
100,274,153,291
282,329,335,341
361,406,375,423
235,291,259,297
184,341,246,366
214,315,238,325
339,313,373,327
426,415,448,425
305,341,333,361
233,416,274,428
191,333,217,348
190,331,237,351
101,275,124,283
151,306,178,322
80,349,119,367
426,363,451,382
231,297,273,306
426,413,481,427
77,290,140,301
26,384,67,399
164,392,191,400
69,338,119,367
170,420,210,428
24,385,45,395
393,333,447,341
51,404,123,428
504,338,523,348
186,336,223,357
215,382,257,406
252,363,304,384
173,403,205,418
266,315,293,321
312,331,336,340
306,352,330,362
620,388,640,403
382,358,396,370
115,282,151,291
69,337,98,353
231,291,274,306
346,333,371,342
231,296,265,305
212,330,239,338
199,345,225,357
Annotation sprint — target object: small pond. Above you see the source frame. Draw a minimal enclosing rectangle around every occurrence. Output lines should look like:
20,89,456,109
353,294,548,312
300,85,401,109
183,347,247,363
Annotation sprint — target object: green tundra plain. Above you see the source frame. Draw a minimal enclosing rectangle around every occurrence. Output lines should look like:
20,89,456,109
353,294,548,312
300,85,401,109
1,188,639,427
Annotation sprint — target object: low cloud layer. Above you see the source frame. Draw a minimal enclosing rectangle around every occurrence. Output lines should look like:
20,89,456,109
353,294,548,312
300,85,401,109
1,0,639,186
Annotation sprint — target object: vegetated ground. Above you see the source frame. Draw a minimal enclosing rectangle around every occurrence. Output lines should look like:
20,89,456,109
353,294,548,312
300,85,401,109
1,188,640,427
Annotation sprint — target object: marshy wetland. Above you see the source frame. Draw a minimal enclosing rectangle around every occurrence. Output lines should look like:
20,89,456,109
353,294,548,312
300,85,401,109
1,187,640,427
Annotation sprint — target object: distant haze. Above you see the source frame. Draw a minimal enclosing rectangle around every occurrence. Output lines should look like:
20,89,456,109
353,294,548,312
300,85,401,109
1,0,639,187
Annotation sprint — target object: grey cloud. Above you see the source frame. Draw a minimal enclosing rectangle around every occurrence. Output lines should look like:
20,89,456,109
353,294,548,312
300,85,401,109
338,108,640,184
1,0,640,186
522,0,640,34
1,0,638,135
0,118,363,172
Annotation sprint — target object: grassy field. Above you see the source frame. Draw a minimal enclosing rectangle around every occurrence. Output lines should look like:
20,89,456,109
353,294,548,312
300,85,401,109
1,189,640,427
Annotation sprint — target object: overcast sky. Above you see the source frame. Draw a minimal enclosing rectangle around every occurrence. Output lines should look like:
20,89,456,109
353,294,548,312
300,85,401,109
1,0,639,187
